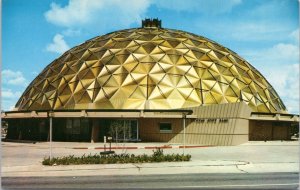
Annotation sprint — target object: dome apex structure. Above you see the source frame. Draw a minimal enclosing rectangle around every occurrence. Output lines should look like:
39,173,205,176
142,18,162,28
16,20,286,113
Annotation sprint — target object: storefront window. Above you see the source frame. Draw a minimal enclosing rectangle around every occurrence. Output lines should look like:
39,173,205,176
159,123,172,133
73,119,81,135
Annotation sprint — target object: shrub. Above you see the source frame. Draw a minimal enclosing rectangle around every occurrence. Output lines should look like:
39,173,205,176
42,148,191,166
152,148,164,157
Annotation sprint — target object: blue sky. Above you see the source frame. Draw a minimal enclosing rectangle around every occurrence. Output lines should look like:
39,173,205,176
2,0,299,113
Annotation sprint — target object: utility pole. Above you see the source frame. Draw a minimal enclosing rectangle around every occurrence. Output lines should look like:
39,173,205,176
183,112,186,155
49,111,53,162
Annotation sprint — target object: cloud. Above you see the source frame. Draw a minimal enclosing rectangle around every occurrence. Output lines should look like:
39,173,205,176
46,34,70,54
1,89,23,111
244,43,299,68
154,0,241,14
2,70,27,86
202,19,294,43
44,0,150,29
1,70,28,111
247,0,298,20
242,42,299,114
62,28,81,36
228,22,288,41
31,71,39,76
1,99,18,111
45,0,103,27
1,71,27,111
2,89,22,99
190,1,298,43
290,29,299,43
265,64,299,114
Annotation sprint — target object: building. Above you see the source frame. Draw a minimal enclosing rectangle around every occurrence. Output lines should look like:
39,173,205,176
2,19,299,145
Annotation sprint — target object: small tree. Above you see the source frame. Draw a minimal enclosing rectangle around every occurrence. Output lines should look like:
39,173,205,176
109,120,123,142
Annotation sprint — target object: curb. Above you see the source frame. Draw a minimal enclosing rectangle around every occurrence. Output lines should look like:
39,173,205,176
95,147,138,150
72,145,214,150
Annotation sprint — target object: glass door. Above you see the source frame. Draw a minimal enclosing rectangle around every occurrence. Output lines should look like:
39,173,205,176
108,120,138,142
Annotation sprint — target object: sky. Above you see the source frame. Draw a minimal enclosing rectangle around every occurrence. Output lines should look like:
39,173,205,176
2,0,299,114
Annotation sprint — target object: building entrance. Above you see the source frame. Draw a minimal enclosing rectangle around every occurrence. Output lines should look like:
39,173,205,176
100,119,139,142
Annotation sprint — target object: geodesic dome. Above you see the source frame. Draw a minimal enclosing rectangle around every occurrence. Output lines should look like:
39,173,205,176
16,26,286,113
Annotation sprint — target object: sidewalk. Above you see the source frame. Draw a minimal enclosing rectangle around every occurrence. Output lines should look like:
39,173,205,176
2,141,213,149
2,141,299,177
2,159,298,177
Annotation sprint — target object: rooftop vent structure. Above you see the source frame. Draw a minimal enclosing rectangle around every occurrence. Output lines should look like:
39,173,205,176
142,18,161,28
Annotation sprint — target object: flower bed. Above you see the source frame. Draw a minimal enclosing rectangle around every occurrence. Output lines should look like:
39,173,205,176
42,148,191,165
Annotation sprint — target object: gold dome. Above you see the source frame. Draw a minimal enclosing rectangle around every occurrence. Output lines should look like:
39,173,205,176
16,25,286,113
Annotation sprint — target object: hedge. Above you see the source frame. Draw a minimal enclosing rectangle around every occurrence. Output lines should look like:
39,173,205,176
42,148,191,165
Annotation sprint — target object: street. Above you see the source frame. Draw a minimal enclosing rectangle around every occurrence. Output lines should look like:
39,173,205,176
2,172,299,189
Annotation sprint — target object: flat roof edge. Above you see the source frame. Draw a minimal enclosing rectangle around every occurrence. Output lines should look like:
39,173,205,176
1,109,193,119
250,112,299,122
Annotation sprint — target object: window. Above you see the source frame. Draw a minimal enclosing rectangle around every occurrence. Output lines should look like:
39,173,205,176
66,119,73,134
65,119,81,135
159,123,172,133
72,119,81,134
39,120,47,133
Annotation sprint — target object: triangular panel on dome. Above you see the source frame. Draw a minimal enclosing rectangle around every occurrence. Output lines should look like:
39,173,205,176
202,91,218,104
108,97,126,109
157,84,173,98
147,86,163,100
210,82,223,95
148,73,165,85
123,99,145,109
73,89,86,103
73,81,85,94
78,91,93,104
211,91,227,104
141,42,157,54
257,103,270,113
148,99,171,109
59,84,72,96
186,89,202,104
169,65,190,75
133,62,155,74
121,75,137,86
129,86,147,99
122,54,138,68
140,55,157,63
224,95,239,103
84,50,99,61
201,70,216,80
177,85,194,99
185,67,199,81
186,49,205,61
113,65,129,75
115,53,131,64
209,64,221,75
94,89,109,102
131,52,147,61
150,53,165,62
114,41,132,50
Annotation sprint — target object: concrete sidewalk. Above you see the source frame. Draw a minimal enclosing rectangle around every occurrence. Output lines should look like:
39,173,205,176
2,159,298,177
2,141,299,177
2,141,213,149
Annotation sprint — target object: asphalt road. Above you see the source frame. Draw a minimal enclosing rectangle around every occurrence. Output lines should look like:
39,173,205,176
2,172,299,189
